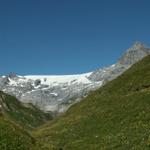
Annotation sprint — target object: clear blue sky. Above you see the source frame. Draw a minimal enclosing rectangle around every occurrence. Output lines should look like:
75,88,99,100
0,0,150,75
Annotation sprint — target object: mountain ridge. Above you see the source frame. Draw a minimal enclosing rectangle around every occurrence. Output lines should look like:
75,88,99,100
0,42,150,115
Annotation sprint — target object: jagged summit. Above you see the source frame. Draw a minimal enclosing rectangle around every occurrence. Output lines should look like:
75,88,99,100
88,42,150,82
128,41,146,51
7,72,17,78
118,42,150,65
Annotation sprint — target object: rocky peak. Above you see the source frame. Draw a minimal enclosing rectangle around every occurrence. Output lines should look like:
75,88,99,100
88,42,150,82
128,42,146,52
7,72,17,78
118,42,150,65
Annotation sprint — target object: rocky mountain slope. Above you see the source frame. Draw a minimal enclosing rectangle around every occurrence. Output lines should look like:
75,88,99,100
32,55,150,149
88,42,150,82
0,42,149,114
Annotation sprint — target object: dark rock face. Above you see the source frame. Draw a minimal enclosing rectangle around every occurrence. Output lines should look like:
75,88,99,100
0,77,9,87
7,72,17,78
34,79,41,86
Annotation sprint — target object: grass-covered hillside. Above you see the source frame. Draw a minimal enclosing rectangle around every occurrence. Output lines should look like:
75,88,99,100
0,116,34,150
33,55,150,150
0,91,52,130
0,91,53,150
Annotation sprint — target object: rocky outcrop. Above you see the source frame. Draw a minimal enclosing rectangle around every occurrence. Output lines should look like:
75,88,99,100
88,42,150,82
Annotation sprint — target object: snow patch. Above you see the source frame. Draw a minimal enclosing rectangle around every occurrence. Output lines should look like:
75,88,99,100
44,105,58,112
111,64,116,67
50,93,58,96
25,72,93,85
8,78,18,86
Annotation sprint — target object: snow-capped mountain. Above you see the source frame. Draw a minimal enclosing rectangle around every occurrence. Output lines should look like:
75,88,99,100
0,42,149,115
0,72,102,114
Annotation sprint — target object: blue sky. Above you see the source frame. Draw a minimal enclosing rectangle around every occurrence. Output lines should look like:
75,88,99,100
0,0,150,75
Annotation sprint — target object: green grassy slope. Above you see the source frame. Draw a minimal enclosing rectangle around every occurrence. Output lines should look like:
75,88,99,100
0,91,52,130
33,55,150,150
0,116,34,150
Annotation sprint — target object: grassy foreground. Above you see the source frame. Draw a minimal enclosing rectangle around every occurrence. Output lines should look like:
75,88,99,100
0,116,34,150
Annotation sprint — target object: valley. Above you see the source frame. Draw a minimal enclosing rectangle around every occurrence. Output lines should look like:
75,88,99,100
1,43,150,149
